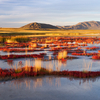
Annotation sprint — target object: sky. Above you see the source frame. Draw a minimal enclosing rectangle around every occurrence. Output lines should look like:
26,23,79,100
0,0,100,27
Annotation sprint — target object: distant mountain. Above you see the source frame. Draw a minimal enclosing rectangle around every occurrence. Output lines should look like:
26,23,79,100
21,22,59,29
20,21,100,30
58,21,100,30
56,25,70,29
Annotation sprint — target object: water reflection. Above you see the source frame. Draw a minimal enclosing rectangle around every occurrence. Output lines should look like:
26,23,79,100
1,76,100,90
6,57,100,72
7,59,14,69
6,58,68,72
83,59,93,72
7,77,61,89
68,76,98,86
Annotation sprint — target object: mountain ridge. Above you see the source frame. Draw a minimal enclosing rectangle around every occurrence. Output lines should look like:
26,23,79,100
21,21,100,30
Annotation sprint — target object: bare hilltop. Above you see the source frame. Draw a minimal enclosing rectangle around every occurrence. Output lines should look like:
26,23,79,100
20,21,100,30
21,22,59,30
58,21,100,30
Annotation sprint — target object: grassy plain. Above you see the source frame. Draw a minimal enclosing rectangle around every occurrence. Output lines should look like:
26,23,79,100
0,28,100,37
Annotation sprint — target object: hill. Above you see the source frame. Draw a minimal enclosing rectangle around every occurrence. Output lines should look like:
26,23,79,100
21,22,59,29
20,21,100,30
60,21,100,30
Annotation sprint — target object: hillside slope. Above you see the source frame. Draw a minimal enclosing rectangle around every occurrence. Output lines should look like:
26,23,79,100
21,22,59,29
62,21,100,29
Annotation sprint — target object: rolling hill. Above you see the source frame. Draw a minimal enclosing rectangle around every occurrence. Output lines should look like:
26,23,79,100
20,21,100,30
58,21,100,30
21,22,59,29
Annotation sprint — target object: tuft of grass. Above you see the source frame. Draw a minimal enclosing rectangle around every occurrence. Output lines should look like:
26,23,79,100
82,70,89,73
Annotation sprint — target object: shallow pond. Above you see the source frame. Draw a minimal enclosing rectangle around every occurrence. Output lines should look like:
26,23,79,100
0,76,100,100
0,43,100,100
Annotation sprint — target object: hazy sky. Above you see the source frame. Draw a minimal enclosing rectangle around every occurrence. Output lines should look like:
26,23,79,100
0,0,100,27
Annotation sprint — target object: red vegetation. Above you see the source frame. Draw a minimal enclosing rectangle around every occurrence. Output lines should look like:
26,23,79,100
0,53,46,59
0,67,100,79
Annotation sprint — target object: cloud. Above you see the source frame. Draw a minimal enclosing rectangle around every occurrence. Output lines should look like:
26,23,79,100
1,0,100,27
0,0,12,4
5,21,33,24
